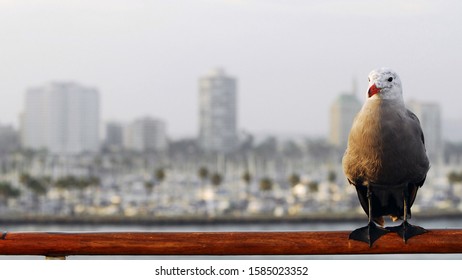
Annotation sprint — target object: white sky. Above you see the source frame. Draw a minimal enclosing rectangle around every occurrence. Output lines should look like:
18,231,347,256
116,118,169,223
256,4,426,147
1,0,461,138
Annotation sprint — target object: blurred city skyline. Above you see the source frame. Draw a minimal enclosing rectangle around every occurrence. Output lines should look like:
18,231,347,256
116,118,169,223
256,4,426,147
1,1,462,139
2,70,462,143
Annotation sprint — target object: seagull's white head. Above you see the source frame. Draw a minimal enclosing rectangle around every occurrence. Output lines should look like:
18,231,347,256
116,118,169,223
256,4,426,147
367,68,403,101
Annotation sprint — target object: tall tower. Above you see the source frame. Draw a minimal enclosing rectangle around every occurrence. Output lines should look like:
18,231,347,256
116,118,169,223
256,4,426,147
104,121,124,151
329,83,362,151
21,82,100,155
407,100,443,165
198,68,237,153
0,124,19,155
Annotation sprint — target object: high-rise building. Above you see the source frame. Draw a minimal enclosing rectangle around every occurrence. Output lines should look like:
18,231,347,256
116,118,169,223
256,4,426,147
198,68,237,153
21,82,100,154
124,117,167,152
407,100,443,164
0,123,19,155
104,121,124,151
329,92,362,150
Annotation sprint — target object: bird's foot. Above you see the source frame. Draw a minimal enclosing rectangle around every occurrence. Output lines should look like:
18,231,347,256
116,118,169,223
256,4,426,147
386,221,427,243
349,222,389,247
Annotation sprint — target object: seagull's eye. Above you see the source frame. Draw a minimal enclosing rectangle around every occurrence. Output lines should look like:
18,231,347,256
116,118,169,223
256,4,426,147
388,77,393,82
368,78,370,82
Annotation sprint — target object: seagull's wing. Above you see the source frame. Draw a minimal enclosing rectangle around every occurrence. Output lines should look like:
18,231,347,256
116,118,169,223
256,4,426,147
403,109,429,211
406,109,426,147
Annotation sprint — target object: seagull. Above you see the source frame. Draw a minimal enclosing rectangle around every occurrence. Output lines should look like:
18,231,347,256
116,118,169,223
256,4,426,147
343,68,429,246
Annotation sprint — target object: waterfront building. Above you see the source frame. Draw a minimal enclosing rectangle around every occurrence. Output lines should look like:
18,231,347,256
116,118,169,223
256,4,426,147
329,88,362,151
198,68,238,153
407,100,443,165
21,82,100,154
0,123,19,154
124,117,168,152
104,121,124,151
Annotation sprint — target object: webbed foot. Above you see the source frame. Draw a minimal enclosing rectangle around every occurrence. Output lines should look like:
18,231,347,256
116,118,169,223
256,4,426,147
349,222,389,247
387,221,427,243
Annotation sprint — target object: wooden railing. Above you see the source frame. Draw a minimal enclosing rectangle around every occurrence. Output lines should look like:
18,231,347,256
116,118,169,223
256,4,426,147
1,229,462,259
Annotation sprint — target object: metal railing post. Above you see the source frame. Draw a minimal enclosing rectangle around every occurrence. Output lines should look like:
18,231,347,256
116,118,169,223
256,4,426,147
46,256,67,260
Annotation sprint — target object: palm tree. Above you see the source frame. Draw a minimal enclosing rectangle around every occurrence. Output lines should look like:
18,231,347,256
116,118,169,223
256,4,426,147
144,181,154,195
19,172,31,185
308,181,319,193
22,175,47,195
198,166,209,194
242,170,252,185
0,181,21,205
198,166,209,182
155,168,166,184
210,173,223,187
88,176,101,186
242,170,252,197
259,177,273,192
241,170,252,215
327,170,337,183
22,175,47,211
288,173,301,187
55,175,96,213
327,169,338,199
